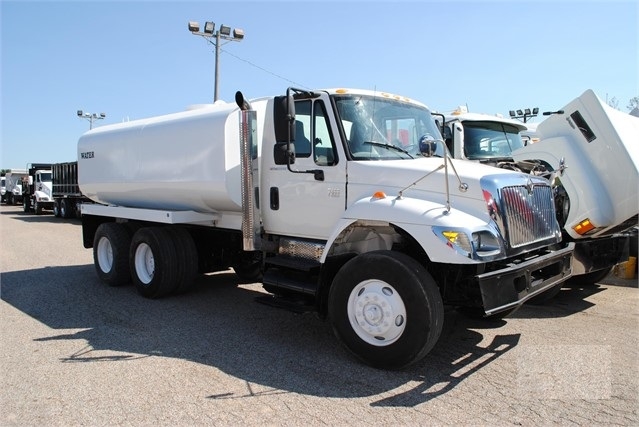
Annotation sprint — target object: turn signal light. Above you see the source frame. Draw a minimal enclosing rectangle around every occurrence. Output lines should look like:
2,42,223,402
573,218,595,235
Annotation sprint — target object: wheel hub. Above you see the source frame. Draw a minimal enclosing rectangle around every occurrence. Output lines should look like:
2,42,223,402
348,280,406,346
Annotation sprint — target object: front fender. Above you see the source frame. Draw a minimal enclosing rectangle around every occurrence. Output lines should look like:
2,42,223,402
321,194,501,264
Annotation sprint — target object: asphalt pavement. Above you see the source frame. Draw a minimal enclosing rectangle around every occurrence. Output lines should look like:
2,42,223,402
1,205,637,426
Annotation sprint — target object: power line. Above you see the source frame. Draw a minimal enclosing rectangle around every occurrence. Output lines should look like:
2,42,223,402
212,43,311,90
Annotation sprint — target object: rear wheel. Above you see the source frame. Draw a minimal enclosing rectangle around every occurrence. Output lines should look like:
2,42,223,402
93,222,132,286
53,200,61,217
61,199,72,218
130,227,179,298
166,227,198,294
328,250,444,370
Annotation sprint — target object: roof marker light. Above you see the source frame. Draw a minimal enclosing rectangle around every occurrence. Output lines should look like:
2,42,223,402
372,191,387,200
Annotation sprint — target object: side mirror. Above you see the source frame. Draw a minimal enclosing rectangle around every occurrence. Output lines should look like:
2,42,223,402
274,142,295,165
273,95,296,143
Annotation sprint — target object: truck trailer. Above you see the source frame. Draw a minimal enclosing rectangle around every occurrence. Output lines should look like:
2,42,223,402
22,163,54,215
52,161,91,218
440,89,637,290
78,87,573,369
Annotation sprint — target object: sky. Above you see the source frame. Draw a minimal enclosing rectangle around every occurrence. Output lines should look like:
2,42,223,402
1,0,637,169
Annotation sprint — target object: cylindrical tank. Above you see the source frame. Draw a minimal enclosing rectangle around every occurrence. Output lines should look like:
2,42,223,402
78,101,244,213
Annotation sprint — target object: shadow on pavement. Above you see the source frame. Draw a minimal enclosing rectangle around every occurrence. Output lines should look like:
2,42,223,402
2,264,520,405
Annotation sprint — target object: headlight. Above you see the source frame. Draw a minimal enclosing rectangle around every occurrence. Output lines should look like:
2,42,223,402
472,231,501,256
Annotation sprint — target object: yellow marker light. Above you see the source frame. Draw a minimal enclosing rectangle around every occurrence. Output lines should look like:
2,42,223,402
573,218,595,235
372,191,387,200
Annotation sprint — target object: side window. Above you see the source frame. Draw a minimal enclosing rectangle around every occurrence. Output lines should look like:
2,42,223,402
312,101,337,166
293,100,312,158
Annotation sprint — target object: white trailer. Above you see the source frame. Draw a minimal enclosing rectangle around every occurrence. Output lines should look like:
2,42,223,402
78,87,572,369
440,89,637,288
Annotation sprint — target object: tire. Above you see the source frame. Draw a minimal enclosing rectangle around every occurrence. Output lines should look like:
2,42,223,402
129,227,179,299
53,200,61,217
526,282,563,305
328,250,444,370
567,267,613,286
93,222,132,287
233,256,263,283
166,227,198,294
61,199,71,218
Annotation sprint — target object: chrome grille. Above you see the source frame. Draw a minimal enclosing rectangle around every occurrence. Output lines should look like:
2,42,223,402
500,184,557,247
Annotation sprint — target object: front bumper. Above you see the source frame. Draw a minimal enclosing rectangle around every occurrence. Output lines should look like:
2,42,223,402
477,242,574,316
571,234,629,275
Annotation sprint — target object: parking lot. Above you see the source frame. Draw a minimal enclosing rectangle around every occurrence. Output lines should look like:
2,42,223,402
1,204,637,426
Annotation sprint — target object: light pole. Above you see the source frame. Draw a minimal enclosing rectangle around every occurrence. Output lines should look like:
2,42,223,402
188,20,245,102
509,107,539,123
77,110,106,129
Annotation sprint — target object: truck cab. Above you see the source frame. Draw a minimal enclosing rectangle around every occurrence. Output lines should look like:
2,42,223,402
23,163,54,214
441,92,637,285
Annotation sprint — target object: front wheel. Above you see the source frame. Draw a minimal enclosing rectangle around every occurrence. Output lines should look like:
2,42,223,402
328,250,444,370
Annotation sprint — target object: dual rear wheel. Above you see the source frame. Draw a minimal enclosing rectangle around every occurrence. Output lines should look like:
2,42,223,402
93,223,198,298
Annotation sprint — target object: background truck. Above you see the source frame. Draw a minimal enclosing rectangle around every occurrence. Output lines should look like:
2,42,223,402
441,89,637,289
0,175,5,203
78,87,572,369
3,169,28,205
22,163,54,215
52,161,91,218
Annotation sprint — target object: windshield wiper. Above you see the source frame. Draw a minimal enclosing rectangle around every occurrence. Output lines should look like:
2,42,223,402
363,141,414,158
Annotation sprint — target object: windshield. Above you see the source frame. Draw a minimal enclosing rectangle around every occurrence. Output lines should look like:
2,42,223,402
462,121,525,159
332,94,445,160
38,173,52,182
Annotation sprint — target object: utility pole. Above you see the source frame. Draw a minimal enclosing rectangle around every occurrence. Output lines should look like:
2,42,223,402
188,20,245,102
77,110,106,129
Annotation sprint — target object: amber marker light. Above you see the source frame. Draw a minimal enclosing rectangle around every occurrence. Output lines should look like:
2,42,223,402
372,191,387,200
573,218,595,235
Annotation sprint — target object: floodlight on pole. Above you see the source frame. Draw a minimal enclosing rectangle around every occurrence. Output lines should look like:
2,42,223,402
509,106,539,123
188,19,245,102
77,110,106,130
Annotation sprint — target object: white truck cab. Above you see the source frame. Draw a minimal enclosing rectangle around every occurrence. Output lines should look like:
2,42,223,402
23,164,54,214
441,90,637,286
